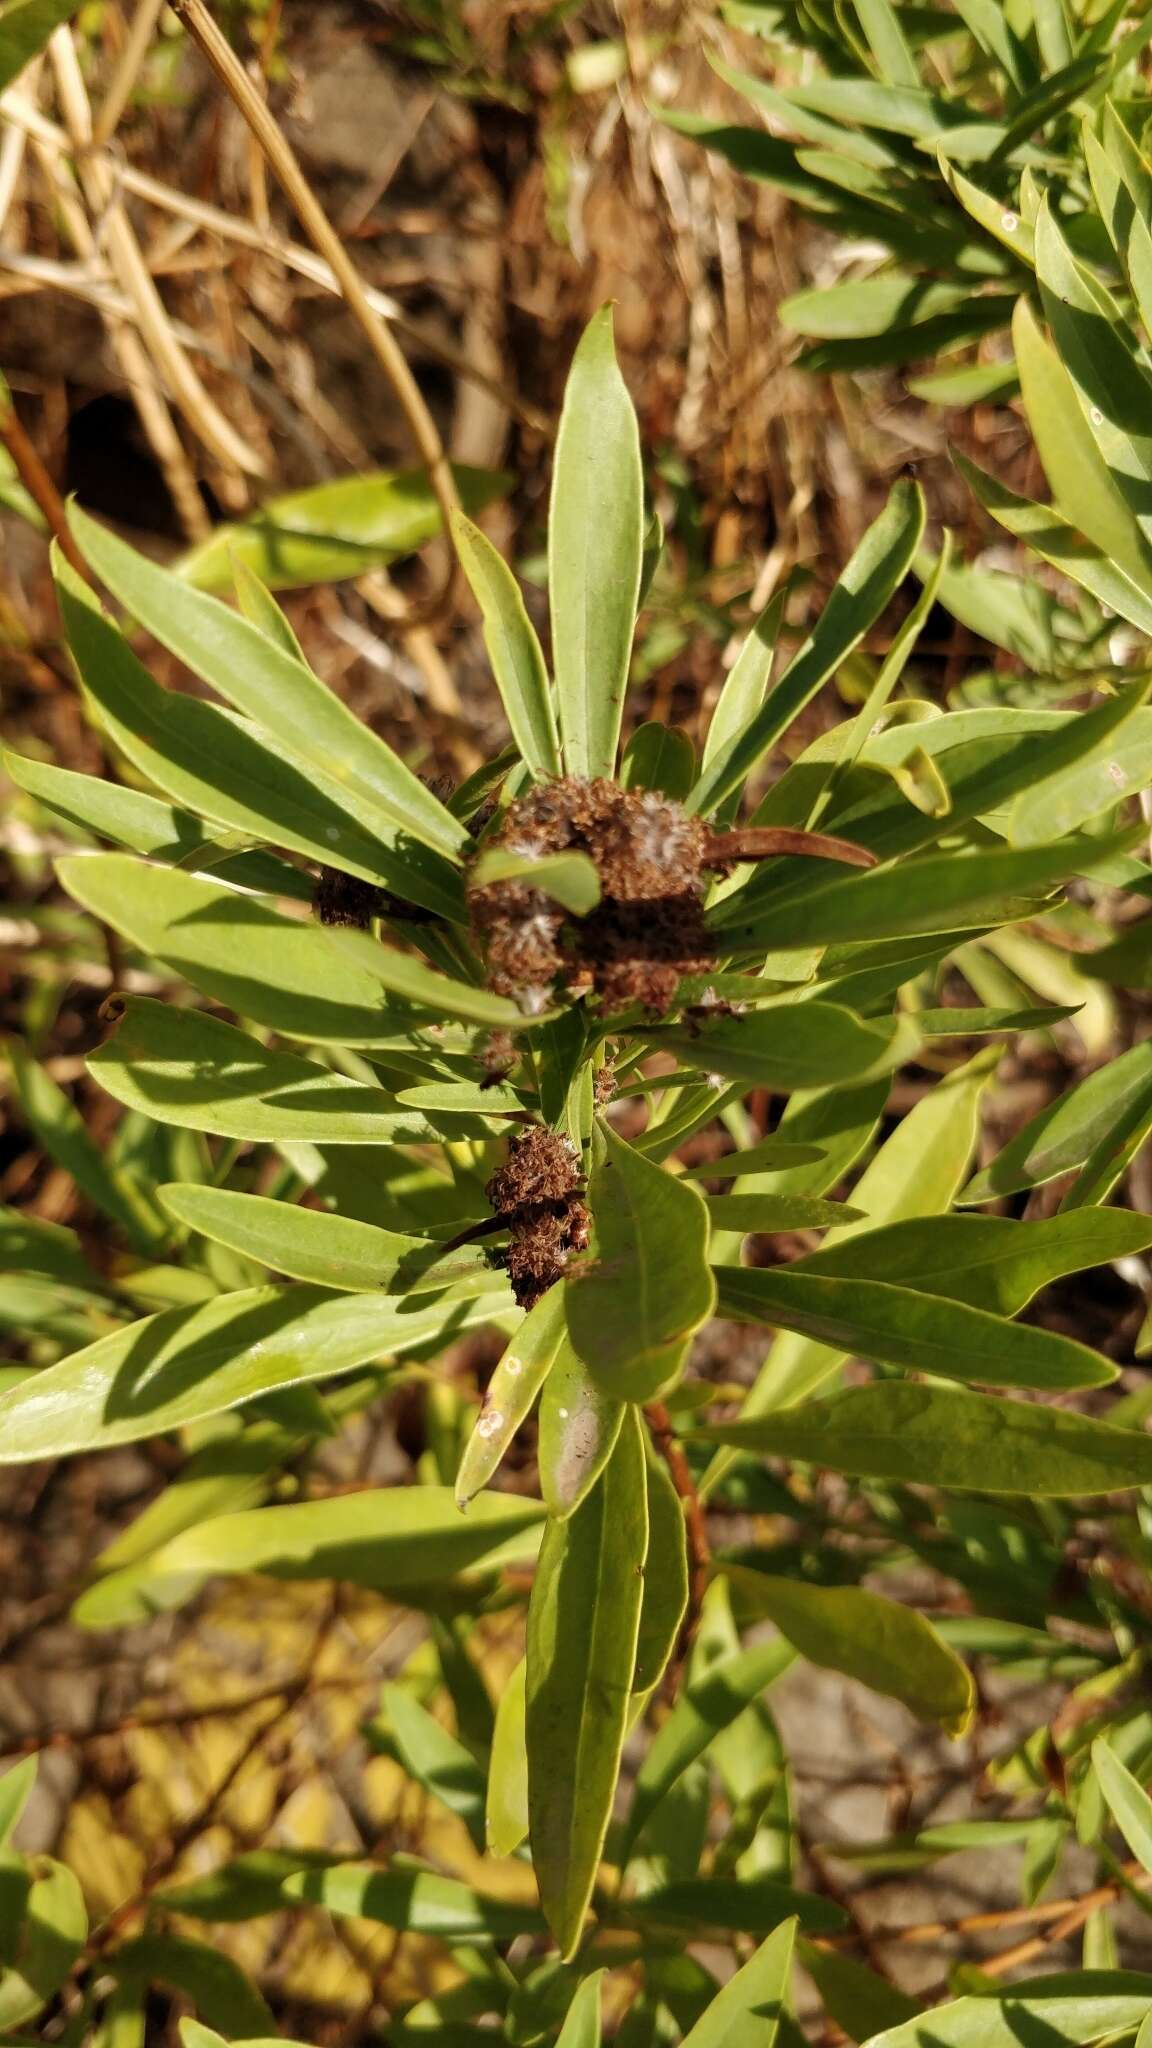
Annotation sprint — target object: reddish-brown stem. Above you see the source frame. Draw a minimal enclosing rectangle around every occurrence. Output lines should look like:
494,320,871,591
0,390,90,582
702,828,877,870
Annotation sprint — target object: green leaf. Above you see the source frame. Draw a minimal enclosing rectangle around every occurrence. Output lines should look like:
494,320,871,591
962,1038,1152,1202
159,1850,342,1925
714,1265,1117,1391
632,1877,838,1936
0,1761,35,1851
68,506,467,862
705,1193,862,1234
0,0,78,94
323,925,533,1027
799,1942,919,2039
854,0,919,83
87,997,437,1146
285,1860,545,1940
451,511,561,781
689,482,925,817
694,1380,1152,1495
178,464,508,592
116,1485,544,1594
1012,296,1149,582
782,275,971,340
0,1860,86,2031
654,1004,917,1090
633,1448,689,1695
527,1408,649,1957
58,854,468,1044
6,1036,164,1254
955,449,1152,639
1093,1740,1152,1876
55,560,462,920
715,829,1138,952
914,1003,1078,1035
860,1973,1152,2048
549,307,644,779
626,1636,796,1850
368,1685,487,1848
620,722,697,801
158,1184,491,1296
698,585,789,814
723,1573,973,1732
555,1972,604,2048
109,1936,274,2039
792,1210,1152,1314
456,1287,569,1506
229,554,305,656
470,846,601,915
678,1918,795,2048
0,1284,507,1460
4,751,309,898
565,1122,715,1402
486,1657,528,1857
681,1138,826,1179
537,1339,626,1519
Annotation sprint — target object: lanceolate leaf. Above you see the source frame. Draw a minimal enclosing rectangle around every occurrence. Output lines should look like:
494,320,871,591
486,1658,529,1857
0,0,78,95
632,1448,690,1696
549,307,643,779
792,1211,1152,1314
714,1266,1117,1391
694,1381,1152,1496
470,846,601,914
87,998,440,1146
860,1975,1152,2048
284,1862,546,1941
0,1285,509,1460
527,1408,649,1957
680,1917,796,2048
565,1122,715,1401
626,1636,796,1849
555,1971,605,2048
537,1339,626,1519
723,1573,974,1732
962,1038,1152,1202
456,1287,569,1506
451,510,562,781
1092,1741,1152,1876
688,481,925,818
157,1184,494,1297
68,506,468,862
55,559,463,919
655,1004,917,1090
117,1486,544,1593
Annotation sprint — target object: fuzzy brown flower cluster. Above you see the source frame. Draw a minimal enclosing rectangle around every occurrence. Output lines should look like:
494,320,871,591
485,1125,590,1308
467,777,716,1016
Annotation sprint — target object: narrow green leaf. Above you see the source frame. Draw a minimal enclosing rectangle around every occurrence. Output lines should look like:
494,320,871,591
549,307,643,779
860,1973,1152,2048
452,511,561,780
537,1338,625,1519
456,1287,568,1506
725,1574,973,1731
1093,1740,1152,1876
0,0,78,94
655,1004,917,1089
566,1123,715,1401
69,505,467,861
284,1862,545,1940
178,463,508,592
715,1265,1117,1390
486,1657,528,1857
962,1038,1152,1202
682,1138,826,1179
470,845,601,915
680,1917,796,2048
369,1685,487,1848
4,751,309,898
799,1942,919,2039
0,1760,35,1851
0,1860,86,2031
6,1036,164,1253
0,1284,506,1460
705,1194,862,1234
698,584,789,805
87,997,437,1146
229,554,305,658
109,1936,273,2039
853,0,919,83
633,1447,689,1695
555,1971,604,2048
323,925,533,1027
160,1850,342,1925
627,1636,796,1849
694,1380,1152,1496
634,1877,837,1935
689,483,925,817
158,1184,492,1297
120,1485,544,1593
56,558,463,919
794,1210,1152,1313
527,1408,649,1957
620,722,697,800
956,449,1152,639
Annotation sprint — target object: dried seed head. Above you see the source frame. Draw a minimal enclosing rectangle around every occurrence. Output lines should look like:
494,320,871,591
312,868,384,930
485,1125,590,1310
466,777,716,1016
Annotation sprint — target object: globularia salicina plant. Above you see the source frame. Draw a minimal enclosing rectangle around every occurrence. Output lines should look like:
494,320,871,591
10,307,1152,2042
